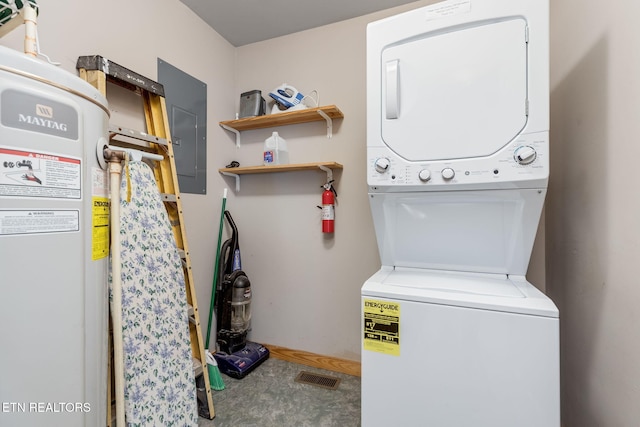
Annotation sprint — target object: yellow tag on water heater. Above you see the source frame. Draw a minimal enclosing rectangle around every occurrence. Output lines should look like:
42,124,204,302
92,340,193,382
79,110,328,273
92,196,110,260
363,299,400,356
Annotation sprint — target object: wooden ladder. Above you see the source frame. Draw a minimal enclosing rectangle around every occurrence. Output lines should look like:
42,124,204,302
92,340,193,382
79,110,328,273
76,55,215,424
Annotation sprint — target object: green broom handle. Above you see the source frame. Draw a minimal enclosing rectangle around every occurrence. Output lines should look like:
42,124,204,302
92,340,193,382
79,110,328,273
206,189,227,350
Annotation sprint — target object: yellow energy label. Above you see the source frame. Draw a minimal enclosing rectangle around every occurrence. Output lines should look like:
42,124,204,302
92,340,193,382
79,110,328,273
363,299,400,356
92,197,110,260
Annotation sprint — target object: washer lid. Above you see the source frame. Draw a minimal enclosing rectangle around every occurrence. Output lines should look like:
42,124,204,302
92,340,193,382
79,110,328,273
384,268,525,298
363,267,559,318
369,189,546,276
380,18,528,161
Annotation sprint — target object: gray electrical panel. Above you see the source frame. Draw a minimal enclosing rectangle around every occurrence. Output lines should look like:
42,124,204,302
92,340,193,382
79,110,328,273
158,59,207,194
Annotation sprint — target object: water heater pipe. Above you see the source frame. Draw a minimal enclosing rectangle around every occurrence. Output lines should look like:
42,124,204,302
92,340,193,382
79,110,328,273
21,3,36,57
104,146,163,425
106,151,126,427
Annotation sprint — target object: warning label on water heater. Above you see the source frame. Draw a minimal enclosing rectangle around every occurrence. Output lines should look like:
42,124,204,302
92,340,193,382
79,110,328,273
0,209,80,236
0,146,81,199
363,299,400,356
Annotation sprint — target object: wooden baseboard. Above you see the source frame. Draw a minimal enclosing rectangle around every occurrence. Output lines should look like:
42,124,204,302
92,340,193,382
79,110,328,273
264,344,361,377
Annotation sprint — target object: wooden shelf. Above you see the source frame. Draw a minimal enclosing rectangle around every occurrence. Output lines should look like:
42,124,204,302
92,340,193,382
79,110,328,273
219,161,342,175
219,105,344,147
219,162,343,191
220,105,343,131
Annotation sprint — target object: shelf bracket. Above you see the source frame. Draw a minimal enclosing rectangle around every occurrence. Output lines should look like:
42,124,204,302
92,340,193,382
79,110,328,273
318,164,333,184
220,123,241,148
221,171,241,192
316,109,333,139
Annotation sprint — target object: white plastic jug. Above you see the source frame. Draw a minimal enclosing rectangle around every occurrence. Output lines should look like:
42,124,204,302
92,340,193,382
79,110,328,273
263,131,289,165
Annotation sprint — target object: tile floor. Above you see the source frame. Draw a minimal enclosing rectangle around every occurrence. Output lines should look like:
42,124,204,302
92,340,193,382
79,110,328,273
198,357,361,427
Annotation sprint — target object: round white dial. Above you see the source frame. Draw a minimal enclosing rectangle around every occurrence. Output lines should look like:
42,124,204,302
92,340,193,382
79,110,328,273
374,157,390,173
418,169,431,182
441,168,455,180
514,146,537,165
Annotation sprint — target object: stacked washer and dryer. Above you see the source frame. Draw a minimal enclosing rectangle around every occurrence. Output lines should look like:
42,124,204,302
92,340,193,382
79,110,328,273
361,0,559,426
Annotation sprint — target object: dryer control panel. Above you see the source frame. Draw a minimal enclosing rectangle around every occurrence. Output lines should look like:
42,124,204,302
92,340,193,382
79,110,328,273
368,131,548,191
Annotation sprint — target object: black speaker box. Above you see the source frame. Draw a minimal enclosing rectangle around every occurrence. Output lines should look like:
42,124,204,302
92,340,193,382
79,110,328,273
239,90,266,118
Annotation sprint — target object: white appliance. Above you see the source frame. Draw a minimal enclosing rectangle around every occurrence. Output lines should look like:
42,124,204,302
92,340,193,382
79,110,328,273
361,1,559,426
0,46,109,426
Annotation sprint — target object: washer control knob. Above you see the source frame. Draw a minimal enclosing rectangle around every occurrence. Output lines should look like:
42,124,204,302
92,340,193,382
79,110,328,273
374,157,391,173
441,168,455,180
418,169,431,182
514,146,537,165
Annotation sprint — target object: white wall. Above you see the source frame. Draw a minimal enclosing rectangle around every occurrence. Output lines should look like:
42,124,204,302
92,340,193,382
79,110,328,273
548,0,640,425
226,17,382,361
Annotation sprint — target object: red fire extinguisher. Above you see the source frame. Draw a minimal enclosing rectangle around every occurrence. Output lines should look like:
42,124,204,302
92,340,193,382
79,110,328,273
321,181,336,233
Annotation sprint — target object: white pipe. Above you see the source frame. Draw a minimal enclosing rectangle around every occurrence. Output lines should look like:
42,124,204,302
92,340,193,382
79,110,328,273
21,3,36,57
108,145,164,162
109,159,126,427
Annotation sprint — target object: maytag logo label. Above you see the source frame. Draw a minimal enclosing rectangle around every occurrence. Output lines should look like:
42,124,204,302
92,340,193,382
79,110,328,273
1,90,78,140
18,111,68,132
36,104,54,118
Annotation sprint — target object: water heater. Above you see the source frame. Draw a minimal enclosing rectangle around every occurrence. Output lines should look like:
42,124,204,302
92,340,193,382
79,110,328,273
0,45,109,426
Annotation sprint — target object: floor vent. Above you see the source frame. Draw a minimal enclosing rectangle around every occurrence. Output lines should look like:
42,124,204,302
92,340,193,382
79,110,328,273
295,371,341,390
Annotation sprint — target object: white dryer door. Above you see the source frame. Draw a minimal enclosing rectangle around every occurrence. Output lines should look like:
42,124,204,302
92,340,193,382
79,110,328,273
381,18,528,161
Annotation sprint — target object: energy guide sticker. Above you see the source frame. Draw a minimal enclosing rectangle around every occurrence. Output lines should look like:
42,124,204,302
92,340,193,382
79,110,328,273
363,299,400,356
